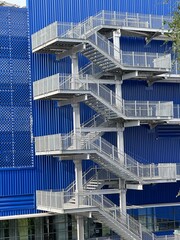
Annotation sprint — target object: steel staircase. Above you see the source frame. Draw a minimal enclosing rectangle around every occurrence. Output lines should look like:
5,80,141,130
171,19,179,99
36,190,174,240
32,10,177,240
35,132,177,184
81,33,120,72
61,10,170,40
65,167,118,204
32,12,172,74
84,195,174,240
34,73,173,121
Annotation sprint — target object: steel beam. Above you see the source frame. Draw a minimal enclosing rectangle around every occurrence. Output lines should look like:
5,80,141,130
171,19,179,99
58,94,88,107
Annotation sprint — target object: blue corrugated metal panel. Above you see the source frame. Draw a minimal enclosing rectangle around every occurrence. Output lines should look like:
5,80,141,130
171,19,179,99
124,126,180,164
0,195,34,211
33,101,73,136
123,81,180,103
28,0,176,33
121,37,172,55
156,126,180,138
26,0,180,218
127,182,180,205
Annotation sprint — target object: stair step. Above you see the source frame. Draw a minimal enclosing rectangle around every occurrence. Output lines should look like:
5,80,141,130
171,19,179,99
91,57,107,63
83,51,100,57
86,187,97,190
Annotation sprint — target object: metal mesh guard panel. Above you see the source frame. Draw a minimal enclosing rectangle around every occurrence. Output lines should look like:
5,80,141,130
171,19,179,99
0,8,33,168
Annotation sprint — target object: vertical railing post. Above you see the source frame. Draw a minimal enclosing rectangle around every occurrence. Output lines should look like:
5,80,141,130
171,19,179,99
95,32,98,45
99,137,102,152
147,101,149,116
137,162,139,177
135,101,137,117
126,12,128,26
158,101,161,117
101,195,103,207
97,82,100,96
102,10,105,25
110,90,113,105
71,22,74,37
176,59,178,74
41,191,43,208
114,11,116,25
145,52,147,67
137,13,139,27
149,14,152,28
132,51,135,66
150,164,152,178
112,145,114,160
161,15,164,29
108,41,111,55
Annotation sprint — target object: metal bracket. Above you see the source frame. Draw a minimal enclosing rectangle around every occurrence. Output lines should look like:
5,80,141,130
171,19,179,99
122,71,139,80
56,43,86,60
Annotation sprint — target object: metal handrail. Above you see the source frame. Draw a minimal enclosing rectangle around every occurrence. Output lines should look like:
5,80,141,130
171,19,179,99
36,189,174,240
32,13,172,71
35,132,177,182
86,194,142,239
60,10,171,40
87,31,171,70
34,72,173,119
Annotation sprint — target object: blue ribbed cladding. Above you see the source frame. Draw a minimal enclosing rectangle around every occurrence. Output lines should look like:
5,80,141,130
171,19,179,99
127,183,180,205
28,0,176,33
23,0,180,218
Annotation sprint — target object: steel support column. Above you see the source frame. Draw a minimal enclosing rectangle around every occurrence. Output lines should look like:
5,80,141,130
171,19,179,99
113,29,121,61
76,215,84,240
117,124,125,165
119,179,127,215
71,53,79,89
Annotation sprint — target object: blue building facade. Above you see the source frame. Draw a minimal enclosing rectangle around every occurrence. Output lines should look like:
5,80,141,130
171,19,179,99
0,0,180,239
28,0,180,203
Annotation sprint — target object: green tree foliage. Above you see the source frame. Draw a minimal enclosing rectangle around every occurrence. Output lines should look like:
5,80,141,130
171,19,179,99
165,3,180,61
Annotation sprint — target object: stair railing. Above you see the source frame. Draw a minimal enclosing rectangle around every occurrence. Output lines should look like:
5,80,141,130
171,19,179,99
79,62,104,77
85,194,142,239
60,11,171,40
57,73,124,116
84,194,173,240
65,167,118,198
88,31,170,70
35,131,177,182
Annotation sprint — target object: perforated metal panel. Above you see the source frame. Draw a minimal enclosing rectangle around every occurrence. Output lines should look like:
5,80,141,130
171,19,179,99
0,7,33,168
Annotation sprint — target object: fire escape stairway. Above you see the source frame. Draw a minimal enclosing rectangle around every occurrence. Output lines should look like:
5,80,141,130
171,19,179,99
65,172,175,240
84,195,173,240
58,12,171,74
35,131,177,184
64,167,118,205
34,73,173,121
37,179,174,240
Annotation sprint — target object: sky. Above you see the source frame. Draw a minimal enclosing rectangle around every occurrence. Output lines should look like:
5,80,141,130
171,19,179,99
7,0,26,6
